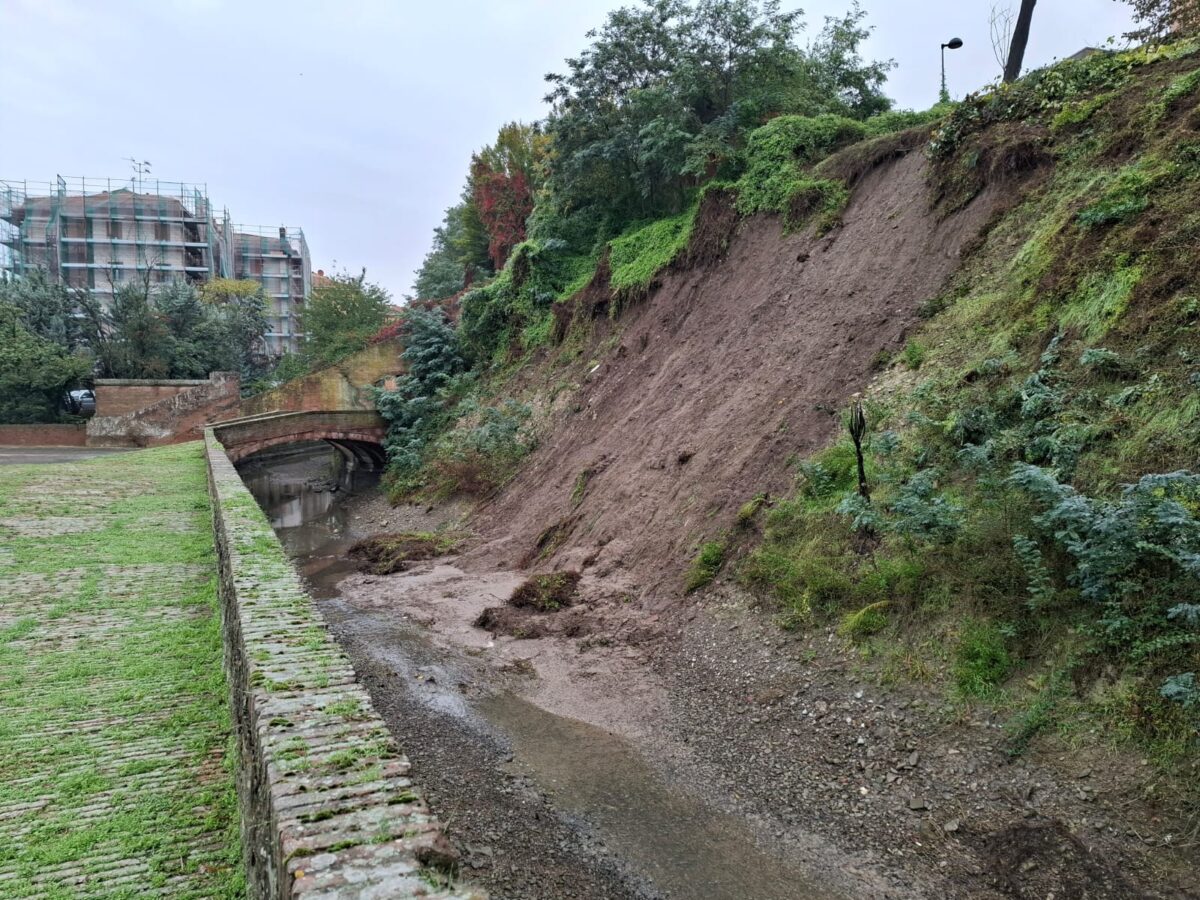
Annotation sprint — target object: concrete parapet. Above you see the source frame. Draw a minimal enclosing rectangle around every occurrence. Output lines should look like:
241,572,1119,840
204,429,483,900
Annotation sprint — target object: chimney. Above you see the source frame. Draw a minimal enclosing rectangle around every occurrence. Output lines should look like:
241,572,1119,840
279,226,287,240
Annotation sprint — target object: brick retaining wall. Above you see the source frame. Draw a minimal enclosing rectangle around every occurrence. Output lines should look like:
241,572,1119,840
0,423,88,446
204,430,482,900
94,378,211,417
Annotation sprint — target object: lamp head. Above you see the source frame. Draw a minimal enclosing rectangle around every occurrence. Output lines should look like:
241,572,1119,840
944,37,963,50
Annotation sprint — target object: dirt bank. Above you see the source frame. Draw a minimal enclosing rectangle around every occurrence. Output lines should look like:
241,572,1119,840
468,151,1002,600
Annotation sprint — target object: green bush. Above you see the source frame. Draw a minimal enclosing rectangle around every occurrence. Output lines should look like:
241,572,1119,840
901,340,927,370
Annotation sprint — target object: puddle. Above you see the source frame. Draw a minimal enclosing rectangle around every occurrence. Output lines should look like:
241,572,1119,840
241,443,835,900
482,691,832,900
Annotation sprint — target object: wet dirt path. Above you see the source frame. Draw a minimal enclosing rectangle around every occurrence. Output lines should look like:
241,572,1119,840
240,445,838,900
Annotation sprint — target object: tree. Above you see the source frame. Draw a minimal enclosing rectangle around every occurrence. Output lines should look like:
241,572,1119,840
470,122,546,269
1120,0,1200,40
0,268,102,352
538,0,892,242
0,301,91,423
1003,0,1037,83
199,278,271,377
412,199,495,300
989,3,1015,76
301,270,391,367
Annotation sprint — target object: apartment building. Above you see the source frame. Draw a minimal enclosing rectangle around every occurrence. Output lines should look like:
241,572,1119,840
231,226,312,355
0,176,312,354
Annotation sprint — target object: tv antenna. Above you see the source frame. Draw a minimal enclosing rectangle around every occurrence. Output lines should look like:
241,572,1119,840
124,157,152,191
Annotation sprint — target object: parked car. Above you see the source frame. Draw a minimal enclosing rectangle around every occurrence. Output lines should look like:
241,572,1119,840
66,389,96,416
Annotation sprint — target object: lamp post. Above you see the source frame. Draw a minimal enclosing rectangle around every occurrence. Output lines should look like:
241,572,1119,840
940,37,963,104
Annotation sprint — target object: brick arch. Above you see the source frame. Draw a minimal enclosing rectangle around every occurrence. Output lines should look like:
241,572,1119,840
225,430,387,467
210,411,388,470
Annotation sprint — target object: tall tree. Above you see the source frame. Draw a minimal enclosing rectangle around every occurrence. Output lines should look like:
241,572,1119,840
470,122,546,269
1003,0,1037,83
301,270,391,367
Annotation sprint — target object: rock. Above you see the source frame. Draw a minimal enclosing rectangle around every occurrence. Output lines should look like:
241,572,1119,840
943,819,960,833
909,797,928,811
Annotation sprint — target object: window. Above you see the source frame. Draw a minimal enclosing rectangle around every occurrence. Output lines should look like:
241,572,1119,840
65,269,86,288
106,220,123,239
61,217,85,239
248,258,263,276
154,222,170,241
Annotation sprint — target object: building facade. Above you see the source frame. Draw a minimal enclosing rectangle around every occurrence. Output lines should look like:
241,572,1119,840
1,175,312,354
231,226,311,355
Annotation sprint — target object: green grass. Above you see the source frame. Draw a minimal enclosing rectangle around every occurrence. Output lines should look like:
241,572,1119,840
0,443,243,897
685,541,726,592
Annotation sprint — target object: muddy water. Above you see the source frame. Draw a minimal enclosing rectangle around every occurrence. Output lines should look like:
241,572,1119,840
237,442,370,594
241,446,834,900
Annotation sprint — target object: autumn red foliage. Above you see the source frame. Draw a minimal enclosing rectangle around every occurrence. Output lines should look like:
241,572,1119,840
471,159,534,270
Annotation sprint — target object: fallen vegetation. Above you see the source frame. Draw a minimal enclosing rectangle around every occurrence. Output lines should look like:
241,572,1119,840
348,531,460,575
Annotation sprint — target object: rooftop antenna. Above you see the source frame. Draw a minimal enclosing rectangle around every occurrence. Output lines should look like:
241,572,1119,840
124,157,152,192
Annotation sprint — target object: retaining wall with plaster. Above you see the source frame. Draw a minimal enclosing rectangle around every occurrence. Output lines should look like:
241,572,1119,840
204,430,483,900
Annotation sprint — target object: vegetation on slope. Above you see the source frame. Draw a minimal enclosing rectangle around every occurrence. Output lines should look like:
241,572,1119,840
733,40,1200,761
377,5,1200,763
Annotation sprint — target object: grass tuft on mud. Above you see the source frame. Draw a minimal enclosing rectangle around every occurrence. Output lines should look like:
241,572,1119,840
348,531,460,575
510,571,582,611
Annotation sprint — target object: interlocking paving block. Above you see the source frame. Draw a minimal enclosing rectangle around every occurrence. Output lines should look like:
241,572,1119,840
0,443,242,898
205,430,485,899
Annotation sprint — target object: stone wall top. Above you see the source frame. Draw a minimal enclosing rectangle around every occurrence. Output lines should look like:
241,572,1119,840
204,429,483,900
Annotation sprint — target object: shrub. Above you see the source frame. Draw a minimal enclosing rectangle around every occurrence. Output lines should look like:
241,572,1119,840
901,340,927,370
686,541,726,592
425,399,536,495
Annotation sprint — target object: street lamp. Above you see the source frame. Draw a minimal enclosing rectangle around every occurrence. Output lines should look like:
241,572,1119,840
940,37,963,104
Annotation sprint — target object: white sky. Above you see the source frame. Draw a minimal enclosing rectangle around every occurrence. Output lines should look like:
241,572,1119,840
0,0,1136,299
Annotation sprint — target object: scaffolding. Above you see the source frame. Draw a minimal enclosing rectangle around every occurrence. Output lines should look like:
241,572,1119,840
0,175,232,296
231,224,312,354
1,174,312,354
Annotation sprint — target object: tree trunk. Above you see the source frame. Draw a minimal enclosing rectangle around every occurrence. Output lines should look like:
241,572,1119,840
1003,0,1037,83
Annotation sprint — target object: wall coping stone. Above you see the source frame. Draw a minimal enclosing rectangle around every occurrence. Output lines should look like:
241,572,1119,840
204,429,484,900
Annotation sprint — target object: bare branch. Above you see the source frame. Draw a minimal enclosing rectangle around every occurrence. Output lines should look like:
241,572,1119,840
990,3,1016,73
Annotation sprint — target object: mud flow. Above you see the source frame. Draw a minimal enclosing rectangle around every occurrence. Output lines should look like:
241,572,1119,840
240,444,835,900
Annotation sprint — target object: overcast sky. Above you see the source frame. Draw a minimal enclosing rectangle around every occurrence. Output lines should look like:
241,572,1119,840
0,0,1136,300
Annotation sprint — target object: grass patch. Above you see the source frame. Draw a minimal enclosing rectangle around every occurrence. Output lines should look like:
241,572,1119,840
685,541,726,592
953,621,1014,697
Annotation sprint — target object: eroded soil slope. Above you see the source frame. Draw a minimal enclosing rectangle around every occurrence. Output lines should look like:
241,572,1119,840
471,152,1000,596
